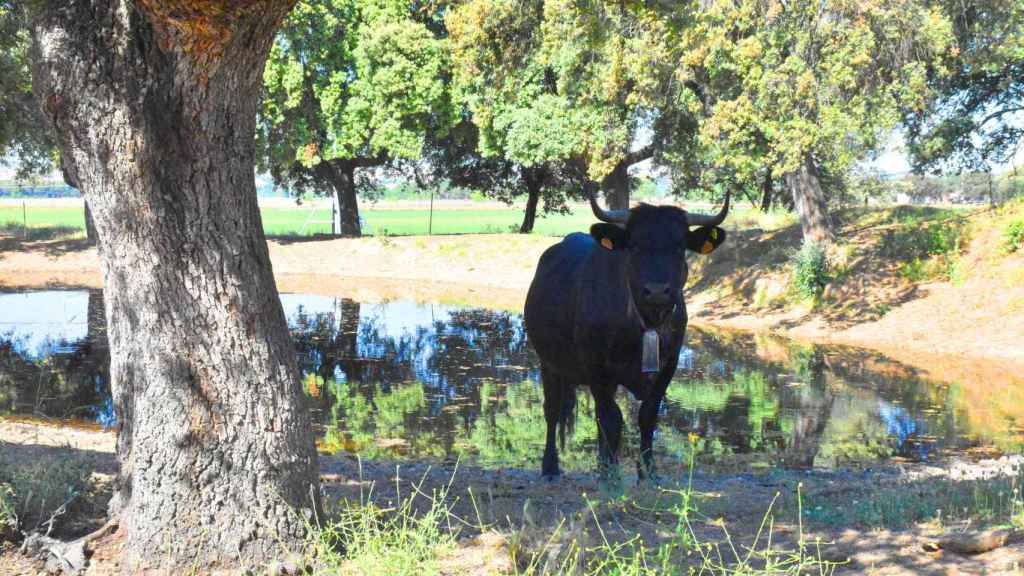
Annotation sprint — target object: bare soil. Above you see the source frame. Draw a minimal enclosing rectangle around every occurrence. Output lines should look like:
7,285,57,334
4,421,1024,575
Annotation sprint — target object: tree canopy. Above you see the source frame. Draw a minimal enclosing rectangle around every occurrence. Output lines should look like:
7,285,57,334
673,0,954,240
258,0,455,235
0,2,54,180
904,0,1024,173
446,0,694,209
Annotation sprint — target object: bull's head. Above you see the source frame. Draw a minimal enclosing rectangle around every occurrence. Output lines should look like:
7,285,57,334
589,193,729,327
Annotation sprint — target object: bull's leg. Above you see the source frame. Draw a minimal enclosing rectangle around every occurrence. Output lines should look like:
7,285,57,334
541,366,562,480
593,386,623,480
637,392,665,482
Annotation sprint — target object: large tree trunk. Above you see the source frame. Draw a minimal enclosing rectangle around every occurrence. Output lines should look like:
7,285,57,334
784,154,834,243
520,175,541,234
330,161,362,237
761,171,774,213
30,2,320,572
83,200,98,244
60,157,98,245
602,161,631,210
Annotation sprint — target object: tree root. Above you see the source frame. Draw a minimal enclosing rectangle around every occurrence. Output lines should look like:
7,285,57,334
20,517,119,575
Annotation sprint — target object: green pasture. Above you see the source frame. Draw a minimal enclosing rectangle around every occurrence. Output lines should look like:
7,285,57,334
0,204,739,238
260,206,601,236
0,202,767,238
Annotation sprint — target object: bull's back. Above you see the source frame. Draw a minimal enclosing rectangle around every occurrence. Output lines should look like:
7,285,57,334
524,233,594,369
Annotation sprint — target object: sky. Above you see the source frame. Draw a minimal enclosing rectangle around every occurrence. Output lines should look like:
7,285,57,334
864,127,1024,177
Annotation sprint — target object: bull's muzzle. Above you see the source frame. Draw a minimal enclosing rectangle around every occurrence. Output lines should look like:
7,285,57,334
642,282,672,307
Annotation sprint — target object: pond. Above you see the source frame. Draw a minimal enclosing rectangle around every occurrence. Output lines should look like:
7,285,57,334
2,289,1022,472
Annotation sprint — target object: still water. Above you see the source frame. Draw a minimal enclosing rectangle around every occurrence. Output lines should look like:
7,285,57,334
1,289,1021,471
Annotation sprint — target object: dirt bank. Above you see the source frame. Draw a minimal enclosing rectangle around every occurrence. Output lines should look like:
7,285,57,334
1,203,1022,370
4,420,1024,575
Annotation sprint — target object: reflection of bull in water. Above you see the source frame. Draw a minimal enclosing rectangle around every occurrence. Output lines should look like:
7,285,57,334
525,193,730,481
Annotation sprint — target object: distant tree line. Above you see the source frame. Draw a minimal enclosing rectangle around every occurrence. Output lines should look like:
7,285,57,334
4,0,1022,242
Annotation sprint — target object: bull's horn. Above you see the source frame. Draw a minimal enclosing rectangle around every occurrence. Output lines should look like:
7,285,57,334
589,190,629,224
687,191,730,227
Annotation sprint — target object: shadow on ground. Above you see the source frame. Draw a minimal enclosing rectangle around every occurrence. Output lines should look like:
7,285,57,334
0,224,93,258
3,429,1024,574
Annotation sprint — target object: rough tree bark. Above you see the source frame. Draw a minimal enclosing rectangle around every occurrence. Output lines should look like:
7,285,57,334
327,160,362,237
784,154,834,243
520,169,542,234
30,1,320,571
603,161,630,211
83,201,98,244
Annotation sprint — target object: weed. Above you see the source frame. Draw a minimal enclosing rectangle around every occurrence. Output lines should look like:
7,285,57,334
0,455,92,539
803,464,1024,531
881,219,962,260
513,438,842,575
1004,219,1024,254
899,257,926,282
0,483,16,540
790,241,830,301
948,255,968,287
309,465,458,575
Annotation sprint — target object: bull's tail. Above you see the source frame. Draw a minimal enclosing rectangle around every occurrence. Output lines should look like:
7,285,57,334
558,382,578,452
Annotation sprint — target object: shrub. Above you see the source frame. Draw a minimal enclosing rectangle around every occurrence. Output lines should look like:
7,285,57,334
1004,219,1024,254
0,483,16,541
0,456,92,539
880,220,962,260
791,241,830,300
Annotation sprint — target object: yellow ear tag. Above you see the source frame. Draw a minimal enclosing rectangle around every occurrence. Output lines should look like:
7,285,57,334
601,238,614,250
701,240,714,254
710,228,718,240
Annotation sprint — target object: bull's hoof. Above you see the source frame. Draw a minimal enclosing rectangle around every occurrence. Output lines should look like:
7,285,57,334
541,472,561,482
637,462,662,486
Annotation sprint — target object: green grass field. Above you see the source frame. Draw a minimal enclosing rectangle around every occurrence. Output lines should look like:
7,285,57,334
0,204,603,237
0,201,764,238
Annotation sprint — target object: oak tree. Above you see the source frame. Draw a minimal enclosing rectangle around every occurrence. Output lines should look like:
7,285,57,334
446,0,690,209
29,1,320,571
258,0,454,236
905,0,1024,173
677,0,953,241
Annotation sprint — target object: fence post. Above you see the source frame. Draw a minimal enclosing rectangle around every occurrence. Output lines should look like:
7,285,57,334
428,188,434,236
22,201,27,237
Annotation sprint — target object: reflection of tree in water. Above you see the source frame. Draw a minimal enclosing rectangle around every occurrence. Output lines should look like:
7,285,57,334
0,290,111,423
288,300,540,461
779,344,835,468
1,291,1018,468
468,380,600,471
672,331,935,467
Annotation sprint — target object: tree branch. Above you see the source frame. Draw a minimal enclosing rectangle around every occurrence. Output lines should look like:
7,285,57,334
622,143,655,167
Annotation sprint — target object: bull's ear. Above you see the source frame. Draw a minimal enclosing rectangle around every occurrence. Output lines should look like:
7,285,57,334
686,226,727,255
590,223,630,251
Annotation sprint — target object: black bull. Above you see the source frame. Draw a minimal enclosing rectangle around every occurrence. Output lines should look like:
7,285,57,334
523,193,730,480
